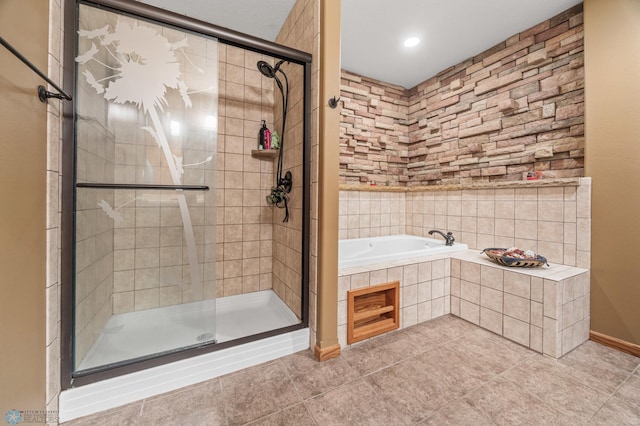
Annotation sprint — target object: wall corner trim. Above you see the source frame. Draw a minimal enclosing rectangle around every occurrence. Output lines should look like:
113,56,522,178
313,343,341,361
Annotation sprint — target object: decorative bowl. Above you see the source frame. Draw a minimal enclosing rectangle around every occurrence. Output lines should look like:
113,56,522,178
481,248,549,268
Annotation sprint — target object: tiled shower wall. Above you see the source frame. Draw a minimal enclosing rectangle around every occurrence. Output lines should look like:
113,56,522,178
82,39,280,317
73,7,116,362
339,178,591,269
46,0,316,418
73,8,284,366
46,0,64,415
217,44,276,299
87,19,220,317
275,0,317,320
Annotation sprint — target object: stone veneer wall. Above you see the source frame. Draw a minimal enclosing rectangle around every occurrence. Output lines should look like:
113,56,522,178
340,72,409,185
340,4,584,186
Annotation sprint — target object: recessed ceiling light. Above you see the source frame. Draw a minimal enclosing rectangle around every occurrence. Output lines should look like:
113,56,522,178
404,37,420,48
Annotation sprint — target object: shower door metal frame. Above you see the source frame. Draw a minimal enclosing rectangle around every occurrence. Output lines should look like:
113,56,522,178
60,0,312,389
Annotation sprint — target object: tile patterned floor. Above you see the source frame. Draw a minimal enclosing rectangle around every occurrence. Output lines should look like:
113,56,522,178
63,315,640,425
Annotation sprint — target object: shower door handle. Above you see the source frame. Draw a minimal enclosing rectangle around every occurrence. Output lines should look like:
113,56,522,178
77,183,209,191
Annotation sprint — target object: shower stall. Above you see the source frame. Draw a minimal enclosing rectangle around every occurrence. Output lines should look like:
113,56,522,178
61,0,311,387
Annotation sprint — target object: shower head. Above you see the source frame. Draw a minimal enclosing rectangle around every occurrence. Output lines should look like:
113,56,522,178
257,60,285,79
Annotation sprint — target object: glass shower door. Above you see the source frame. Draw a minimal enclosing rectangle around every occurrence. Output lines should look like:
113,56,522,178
73,2,218,372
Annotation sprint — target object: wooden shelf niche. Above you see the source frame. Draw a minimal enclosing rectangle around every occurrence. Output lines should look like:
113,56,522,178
251,149,279,160
347,281,399,344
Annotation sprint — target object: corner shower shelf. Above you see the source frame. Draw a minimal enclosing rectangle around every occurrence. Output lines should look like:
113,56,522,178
347,281,399,344
251,149,279,160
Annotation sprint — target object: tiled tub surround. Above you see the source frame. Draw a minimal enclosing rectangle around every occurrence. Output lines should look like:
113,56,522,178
338,254,452,349
450,250,589,358
339,177,591,269
338,250,589,358
338,178,591,356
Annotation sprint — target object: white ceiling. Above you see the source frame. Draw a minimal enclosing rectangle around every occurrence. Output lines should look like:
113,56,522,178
140,0,583,89
139,0,298,41
341,0,583,88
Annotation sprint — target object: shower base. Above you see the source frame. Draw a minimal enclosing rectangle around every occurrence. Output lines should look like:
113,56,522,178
77,289,299,371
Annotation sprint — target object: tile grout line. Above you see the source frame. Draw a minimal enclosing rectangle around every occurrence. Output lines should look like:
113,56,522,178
583,364,640,424
273,356,321,426
496,355,578,423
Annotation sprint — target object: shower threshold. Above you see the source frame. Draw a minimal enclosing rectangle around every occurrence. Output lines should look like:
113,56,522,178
77,290,299,371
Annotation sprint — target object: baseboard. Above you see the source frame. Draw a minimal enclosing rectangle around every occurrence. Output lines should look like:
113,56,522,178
313,343,341,361
590,330,640,358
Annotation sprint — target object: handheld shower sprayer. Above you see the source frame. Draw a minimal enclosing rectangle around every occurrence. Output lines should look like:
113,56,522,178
257,59,291,222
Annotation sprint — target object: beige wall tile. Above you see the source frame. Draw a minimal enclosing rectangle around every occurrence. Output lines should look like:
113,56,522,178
495,219,515,237
134,288,159,311
350,272,370,289
432,296,446,318
461,280,481,304
480,307,503,335
515,200,537,220
576,181,591,219
537,221,564,243
530,277,543,303
432,278,445,299
113,291,134,314
418,261,433,281
460,299,480,325
530,325,543,353
461,261,480,283
418,300,433,322
481,265,504,290
481,286,503,313
531,301,543,327
504,271,530,298
402,284,418,307
450,259,460,278
495,200,515,219
543,279,559,319
370,269,388,285
418,281,432,303
538,200,563,222
504,293,530,323
338,276,350,301
515,219,538,240
503,315,529,347
450,277,461,298
450,296,460,317
537,241,563,264
403,264,418,285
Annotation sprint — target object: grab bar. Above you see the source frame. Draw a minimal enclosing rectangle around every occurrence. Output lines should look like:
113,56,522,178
0,35,72,102
76,183,209,191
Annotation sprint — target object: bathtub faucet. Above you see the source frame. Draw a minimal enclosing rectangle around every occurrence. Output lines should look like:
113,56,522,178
428,230,455,246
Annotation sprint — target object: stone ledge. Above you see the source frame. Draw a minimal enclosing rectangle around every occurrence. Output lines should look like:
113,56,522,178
339,177,583,192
